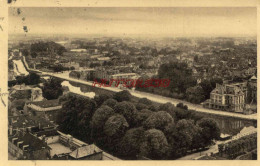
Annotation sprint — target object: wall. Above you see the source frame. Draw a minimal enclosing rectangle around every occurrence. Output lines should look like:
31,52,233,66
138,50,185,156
8,141,24,159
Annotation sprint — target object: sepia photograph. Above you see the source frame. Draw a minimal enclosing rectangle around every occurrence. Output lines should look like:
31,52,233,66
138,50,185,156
5,4,257,161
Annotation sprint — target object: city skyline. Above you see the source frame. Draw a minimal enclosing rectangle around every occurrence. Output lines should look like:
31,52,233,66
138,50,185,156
9,7,256,37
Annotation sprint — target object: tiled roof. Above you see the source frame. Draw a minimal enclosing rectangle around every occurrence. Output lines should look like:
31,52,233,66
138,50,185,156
35,129,59,137
9,132,50,152
9,115,56,129
69,144,102,159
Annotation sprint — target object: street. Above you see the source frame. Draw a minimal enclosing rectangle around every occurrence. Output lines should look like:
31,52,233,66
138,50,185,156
30,69,257,120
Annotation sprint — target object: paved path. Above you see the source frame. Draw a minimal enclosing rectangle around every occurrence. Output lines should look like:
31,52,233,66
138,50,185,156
177,143,219,160
30,69,257,120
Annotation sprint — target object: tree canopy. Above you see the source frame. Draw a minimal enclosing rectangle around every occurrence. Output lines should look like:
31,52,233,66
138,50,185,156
139,129,169,159
104,114,129,138
143,111,174,131
42,77,63,100
113,90,132,102
114,101,137,126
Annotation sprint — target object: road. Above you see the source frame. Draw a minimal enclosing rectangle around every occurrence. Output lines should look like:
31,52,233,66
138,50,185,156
177,141,221,160
30,69,257,120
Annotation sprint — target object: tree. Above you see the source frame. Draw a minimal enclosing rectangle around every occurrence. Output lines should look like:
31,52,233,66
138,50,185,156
119,127,145,157
135,109,153,127
42,77,63,100
15,73,41,85
21,49,29,57
90,105,115,132
114,101,137,127
135,103,148,111
194,55,199,63
104,114,129,138
175,119,198,155
138,98,153,105
200,78,223,99
157,62,196,93
148,105,158,112
26,73,40,85
185,85,205,104
94,93,113,107
176,103,188,110
102,98,118,108
197,118,220,147
139,129,169,159
113,90,132,102
158,102,176,119
143,111,174,131
57,94,97,141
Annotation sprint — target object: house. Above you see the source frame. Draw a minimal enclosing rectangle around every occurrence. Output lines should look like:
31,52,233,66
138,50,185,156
69,144,103,160
9,84,44,102
8,115,57,134
203,83,245,113
25,99,62,120
8,132,51,160
247,76,257,104
35,129,103,160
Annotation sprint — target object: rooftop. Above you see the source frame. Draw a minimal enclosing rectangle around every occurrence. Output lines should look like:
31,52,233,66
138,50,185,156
9,115,56,129
27,99,60,108
9,132,50,152
69,144,102,159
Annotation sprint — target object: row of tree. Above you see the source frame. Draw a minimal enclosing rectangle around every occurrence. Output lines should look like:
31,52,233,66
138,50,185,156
30,41,66,57
218,133,257,159
8,73,41,87
56,90,221,159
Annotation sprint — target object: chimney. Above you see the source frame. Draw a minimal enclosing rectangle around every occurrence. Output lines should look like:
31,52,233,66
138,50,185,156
9,126,13,135
17,141,24,147
12,138,18,144
23,145,29,151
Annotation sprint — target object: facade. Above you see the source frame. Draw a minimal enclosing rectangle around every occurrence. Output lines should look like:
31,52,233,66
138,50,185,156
247,76,257,103
25,99,62,117
205,83,245,113
8,132,51,160
203,75,257,114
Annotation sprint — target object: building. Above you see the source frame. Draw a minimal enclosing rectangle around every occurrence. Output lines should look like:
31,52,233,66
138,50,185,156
70,49,87,52
69,144,103,160
9,84,44,102
36,130,103,160
203,83,245,113
25,99,62,120
94,68,119,81
110,73,139,80
8,132,51,160
247,76,257,103
8,115,57,134
8,129,103,160
110,73,140,88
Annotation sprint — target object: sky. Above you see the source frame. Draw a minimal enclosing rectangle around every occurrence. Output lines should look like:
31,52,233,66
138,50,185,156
8,7,257,37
